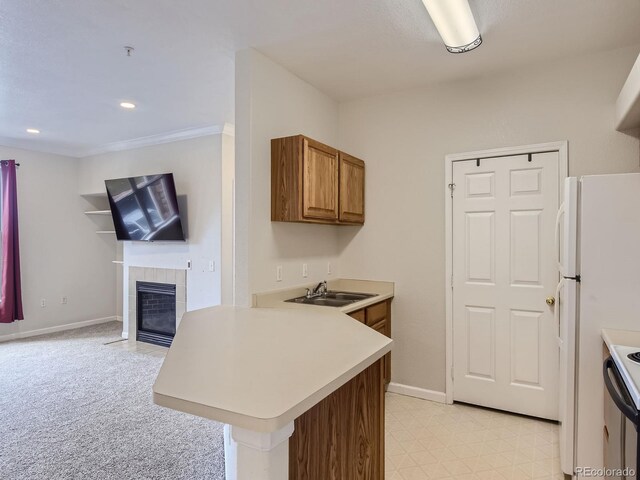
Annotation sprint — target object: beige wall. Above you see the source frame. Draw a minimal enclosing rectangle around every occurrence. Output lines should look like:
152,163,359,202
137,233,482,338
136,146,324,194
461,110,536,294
337,45,640,393
0,146,116,340
234,49,341,305
78,135,230,336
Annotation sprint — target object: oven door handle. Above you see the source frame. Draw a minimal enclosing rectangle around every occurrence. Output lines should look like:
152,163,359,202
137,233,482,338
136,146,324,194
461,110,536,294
603,356,639,426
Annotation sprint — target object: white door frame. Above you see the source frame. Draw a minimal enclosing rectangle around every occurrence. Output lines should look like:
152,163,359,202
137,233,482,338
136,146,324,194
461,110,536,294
444,141,569,404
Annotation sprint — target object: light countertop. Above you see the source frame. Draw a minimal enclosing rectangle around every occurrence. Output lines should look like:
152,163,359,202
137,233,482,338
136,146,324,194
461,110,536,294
253,278,394,313
602,328,640,350
153,305,392,433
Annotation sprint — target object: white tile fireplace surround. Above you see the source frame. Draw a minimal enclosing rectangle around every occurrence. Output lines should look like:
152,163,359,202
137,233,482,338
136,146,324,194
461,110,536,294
128,267,187,341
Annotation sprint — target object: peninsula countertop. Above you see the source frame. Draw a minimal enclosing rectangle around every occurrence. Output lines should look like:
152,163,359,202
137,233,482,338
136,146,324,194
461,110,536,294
153,305,393,433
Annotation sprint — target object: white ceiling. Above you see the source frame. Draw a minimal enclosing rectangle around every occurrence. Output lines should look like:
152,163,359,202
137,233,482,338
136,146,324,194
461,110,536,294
2,0,640,157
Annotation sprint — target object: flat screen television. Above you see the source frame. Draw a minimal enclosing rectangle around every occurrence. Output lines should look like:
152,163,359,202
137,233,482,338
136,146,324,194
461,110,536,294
105,173,186,241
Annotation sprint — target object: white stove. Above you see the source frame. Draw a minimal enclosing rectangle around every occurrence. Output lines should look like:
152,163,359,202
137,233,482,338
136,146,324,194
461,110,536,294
610,344,640,410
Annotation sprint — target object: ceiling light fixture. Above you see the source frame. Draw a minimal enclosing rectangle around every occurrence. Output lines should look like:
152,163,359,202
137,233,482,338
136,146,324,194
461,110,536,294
421,0,482,53
26,128,40,134
120,102,136,109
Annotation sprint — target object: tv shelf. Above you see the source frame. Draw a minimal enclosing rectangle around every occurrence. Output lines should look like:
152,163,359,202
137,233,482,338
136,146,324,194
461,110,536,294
82,193,122,325
82,194,115,236
85,210,111,215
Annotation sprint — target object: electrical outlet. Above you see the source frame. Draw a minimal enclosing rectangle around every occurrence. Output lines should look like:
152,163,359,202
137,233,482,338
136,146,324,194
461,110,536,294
327,262,332,275
302,263,308,278
209,260,215,272
61,296,68,305
276,265,283,282
40,299,46,308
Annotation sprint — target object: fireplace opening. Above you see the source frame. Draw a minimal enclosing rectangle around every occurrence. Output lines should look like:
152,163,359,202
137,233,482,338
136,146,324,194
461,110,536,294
136,281,176,347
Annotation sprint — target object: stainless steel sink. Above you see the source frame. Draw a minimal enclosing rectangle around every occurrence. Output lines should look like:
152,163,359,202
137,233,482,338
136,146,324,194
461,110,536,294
324,291,374,301
285,290,377,307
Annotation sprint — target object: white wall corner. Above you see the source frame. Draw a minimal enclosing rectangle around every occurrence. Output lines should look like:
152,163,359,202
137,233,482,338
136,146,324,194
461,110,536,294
222,123,236,137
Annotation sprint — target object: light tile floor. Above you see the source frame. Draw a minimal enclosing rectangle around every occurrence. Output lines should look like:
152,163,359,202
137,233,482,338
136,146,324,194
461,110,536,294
385,393,566,480
112,342,565,480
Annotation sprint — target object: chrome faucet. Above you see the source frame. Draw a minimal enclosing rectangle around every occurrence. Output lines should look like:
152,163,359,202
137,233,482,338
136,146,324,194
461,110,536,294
306,280,328,298
313,280,328,295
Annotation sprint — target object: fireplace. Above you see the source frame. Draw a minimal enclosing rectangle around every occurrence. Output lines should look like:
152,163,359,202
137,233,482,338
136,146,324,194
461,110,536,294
136,281,176,347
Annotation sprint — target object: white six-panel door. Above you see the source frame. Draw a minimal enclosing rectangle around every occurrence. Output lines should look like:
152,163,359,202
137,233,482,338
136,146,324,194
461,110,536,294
452,153,559,420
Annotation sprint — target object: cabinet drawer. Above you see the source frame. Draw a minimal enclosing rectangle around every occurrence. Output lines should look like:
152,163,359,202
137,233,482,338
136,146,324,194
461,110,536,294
366,301,388,326
370,319,388,335
349,309,365,323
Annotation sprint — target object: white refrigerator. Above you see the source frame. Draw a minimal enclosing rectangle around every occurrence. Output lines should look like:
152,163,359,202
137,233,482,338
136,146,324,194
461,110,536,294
558,173,640,476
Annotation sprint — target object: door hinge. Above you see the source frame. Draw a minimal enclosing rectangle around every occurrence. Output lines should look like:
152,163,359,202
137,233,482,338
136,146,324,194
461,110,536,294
451,365,454,380
450,274,454,289
448,183,455,197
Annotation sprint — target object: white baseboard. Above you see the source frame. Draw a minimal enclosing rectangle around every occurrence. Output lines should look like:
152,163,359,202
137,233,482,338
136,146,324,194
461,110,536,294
0,316,117,343
116,316,123,322
387,382,447,403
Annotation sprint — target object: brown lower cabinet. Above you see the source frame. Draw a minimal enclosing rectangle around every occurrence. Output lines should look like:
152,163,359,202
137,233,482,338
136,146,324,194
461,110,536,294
288,298,392,479
289,358,384,480
349,299,392,387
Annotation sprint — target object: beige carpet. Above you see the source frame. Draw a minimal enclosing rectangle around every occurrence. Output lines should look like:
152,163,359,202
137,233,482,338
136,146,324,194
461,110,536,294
0,322,225,480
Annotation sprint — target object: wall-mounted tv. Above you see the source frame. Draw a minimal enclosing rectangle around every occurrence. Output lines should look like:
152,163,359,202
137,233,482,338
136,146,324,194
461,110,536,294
105,173,186,241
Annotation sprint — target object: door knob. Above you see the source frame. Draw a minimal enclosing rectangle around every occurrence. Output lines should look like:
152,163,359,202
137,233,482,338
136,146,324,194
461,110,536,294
546,296,556,306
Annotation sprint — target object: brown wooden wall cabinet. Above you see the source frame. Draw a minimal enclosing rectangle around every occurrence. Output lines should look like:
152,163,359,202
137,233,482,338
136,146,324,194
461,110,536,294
349,299,392,388
339,152,365,224
271,135,365,225
289,358,384,480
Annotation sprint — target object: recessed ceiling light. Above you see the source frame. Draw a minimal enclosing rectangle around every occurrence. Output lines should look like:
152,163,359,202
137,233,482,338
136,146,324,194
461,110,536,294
26,128,40,134
120,102,136,109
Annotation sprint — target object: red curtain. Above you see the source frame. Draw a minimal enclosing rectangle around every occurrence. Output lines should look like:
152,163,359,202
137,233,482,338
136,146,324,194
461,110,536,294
0,160,23,323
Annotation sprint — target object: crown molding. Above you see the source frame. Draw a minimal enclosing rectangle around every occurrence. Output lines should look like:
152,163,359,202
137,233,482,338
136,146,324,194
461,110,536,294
80,123,235,158
0,123,235,159
0,136,82,158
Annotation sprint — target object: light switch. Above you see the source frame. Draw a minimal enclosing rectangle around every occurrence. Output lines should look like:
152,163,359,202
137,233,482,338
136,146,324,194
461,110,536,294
276,265,283,282
302,263,308,278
